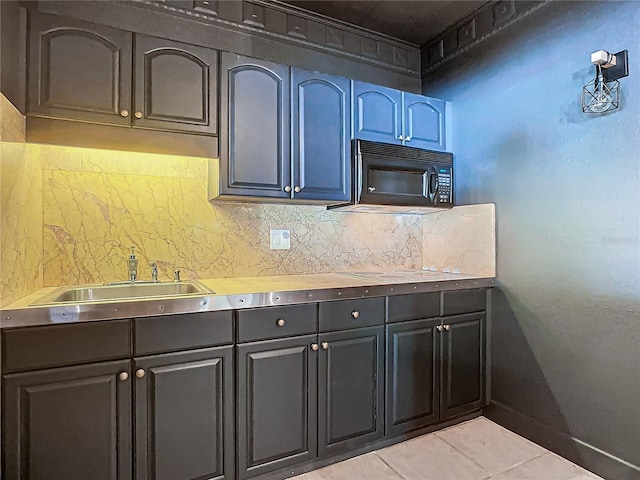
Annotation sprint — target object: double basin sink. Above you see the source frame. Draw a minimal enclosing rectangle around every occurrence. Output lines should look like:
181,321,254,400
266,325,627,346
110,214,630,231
31,280,213,306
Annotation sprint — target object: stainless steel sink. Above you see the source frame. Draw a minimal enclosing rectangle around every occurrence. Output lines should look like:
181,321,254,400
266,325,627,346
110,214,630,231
31,280,213,306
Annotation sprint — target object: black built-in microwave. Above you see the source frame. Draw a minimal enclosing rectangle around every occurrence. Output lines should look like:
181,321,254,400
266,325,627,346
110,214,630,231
327,140,453,214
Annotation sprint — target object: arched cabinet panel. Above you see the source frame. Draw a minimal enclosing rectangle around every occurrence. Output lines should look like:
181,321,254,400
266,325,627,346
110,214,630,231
353,81,448,152
353,83,402,144
28,12,132,126
220,53,290,198
292,70,351,202
27,13,218,137
134,35,217,134
403,93,446,151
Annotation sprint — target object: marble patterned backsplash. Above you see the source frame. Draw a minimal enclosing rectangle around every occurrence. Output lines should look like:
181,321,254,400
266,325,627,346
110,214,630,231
1,143,43,306
422,204,495,277
1,94,495,304
41,145,425,285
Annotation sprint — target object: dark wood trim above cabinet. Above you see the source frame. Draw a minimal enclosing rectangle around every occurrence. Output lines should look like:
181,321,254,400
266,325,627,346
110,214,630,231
33,0,421,92
26,116,219,158
135,0,421,75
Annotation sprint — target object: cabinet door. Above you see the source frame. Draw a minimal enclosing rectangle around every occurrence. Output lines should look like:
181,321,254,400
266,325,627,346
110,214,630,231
292,69,350,201
134,347,234,480
386,318,440,437
352,81,402,144
133,35,217,135
220,53,290,199
28,12,132,126
317,326,384,457
237,335,317,479
441,314,486,420
403,93,446,151
3,360,132,480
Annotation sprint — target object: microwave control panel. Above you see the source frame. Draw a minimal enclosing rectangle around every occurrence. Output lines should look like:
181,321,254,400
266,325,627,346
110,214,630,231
436,167,452,204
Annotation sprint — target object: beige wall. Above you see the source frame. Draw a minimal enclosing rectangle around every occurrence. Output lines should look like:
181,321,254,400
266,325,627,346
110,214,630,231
1,95,43,307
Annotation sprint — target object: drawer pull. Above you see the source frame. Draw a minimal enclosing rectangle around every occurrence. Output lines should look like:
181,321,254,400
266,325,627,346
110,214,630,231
136,369,146,378
277,318,286,327
351,310,360,319
118,372,129,381
311,343,319,351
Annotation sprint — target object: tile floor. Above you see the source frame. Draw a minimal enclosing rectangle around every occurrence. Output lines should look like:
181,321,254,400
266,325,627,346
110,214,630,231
292,417,603,480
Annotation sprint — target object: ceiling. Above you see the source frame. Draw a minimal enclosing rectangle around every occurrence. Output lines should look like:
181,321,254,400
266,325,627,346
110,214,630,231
281,1,489,46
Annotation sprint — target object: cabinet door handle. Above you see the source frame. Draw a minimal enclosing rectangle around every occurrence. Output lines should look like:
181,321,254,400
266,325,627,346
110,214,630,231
284,185,292,193
436,325,443,332
321,342,329,350
444,325,451,331
118,371,129,381
134,111,143,119
351,310,360,319
405,136,412,141
276,318,286,327
397,134,404,141
311,343,319,351
135,369,146,378
294,186,301,193
120,110,129,117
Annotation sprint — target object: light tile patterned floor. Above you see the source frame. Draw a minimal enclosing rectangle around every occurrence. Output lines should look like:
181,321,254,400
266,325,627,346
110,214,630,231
292,417,603,480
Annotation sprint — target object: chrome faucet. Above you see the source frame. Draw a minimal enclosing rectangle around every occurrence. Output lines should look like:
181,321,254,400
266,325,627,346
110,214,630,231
149,261,159,283
128,246,138,282
173,269,181,282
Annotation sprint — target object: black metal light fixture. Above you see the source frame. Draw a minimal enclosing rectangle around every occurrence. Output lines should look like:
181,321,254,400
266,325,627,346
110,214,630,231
582,49,629,114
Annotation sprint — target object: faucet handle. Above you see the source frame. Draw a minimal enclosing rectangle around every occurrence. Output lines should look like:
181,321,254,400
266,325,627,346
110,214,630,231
173,269,181,282
130,245,136,258
149,262,158,282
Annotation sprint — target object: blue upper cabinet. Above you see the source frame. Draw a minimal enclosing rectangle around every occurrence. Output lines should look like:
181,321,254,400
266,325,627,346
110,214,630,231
403,93,446,151
292,69,351,202
220,53,290,199
353,81,447,152
353,82,402,145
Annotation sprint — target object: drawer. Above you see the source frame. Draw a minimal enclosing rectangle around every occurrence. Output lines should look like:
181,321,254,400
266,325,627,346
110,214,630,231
387,292,440,323
319,297,385,332
134,311,233,356
237,304,317,343
443,289,486,316
2,320,131,373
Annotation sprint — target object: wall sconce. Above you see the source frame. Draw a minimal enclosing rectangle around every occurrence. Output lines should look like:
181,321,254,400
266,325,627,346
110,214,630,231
582,49,629,114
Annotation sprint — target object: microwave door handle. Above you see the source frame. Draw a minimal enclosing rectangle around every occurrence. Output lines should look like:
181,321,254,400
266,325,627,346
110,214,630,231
428,171,438,202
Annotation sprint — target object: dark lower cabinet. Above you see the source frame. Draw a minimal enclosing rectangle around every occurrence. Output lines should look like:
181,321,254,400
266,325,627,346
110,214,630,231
317,327,384,457
3,360,132,480
386,313,486,437
386,318,441,437
134,347,234,480
237,335,318,479
441,313,486,420
1,291,487,480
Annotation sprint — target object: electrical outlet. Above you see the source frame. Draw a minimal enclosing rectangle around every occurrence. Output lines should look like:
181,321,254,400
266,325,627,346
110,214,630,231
270,229,291,250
